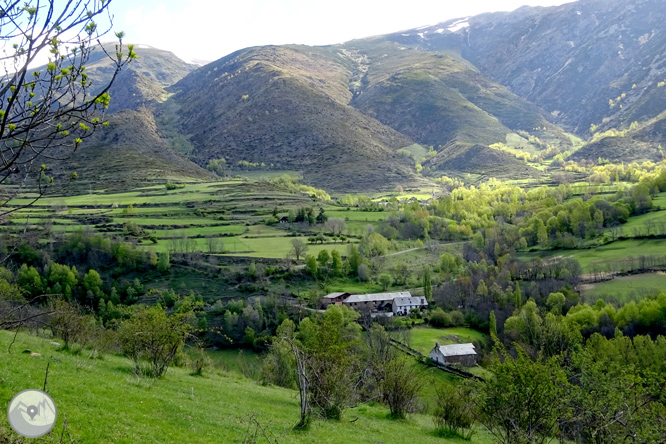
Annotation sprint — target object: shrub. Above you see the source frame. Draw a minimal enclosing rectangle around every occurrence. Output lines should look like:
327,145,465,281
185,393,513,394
429,308,452,328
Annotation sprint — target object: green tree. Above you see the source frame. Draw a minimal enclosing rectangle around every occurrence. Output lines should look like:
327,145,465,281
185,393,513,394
423,266,432,303
118,305,193,378
206,158,227,176
305,255,318,276
83,269,104,303
298,305,362,420
331,250,343,276
317,250,330,271
157,252,170,272
316,207,328,224
378,272,393,291
347,244,362,276
476,346,569,444
489,310,497,338
17,264,43,297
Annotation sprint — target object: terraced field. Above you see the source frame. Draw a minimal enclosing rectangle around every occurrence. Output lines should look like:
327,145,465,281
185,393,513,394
0,179,388,259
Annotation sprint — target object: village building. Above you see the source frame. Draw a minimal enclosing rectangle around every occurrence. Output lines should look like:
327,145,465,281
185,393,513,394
392,296,428,316
343,291,412,311
279,216,289,223
429,343,477,367
321,292,351,308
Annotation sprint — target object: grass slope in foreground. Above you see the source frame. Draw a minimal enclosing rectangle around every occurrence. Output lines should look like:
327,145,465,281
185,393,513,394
0,331,492,443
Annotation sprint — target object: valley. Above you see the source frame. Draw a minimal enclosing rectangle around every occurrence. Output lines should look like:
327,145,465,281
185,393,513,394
3,1,666,443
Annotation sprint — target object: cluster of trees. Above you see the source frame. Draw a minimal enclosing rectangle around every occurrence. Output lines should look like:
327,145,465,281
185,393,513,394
267,175,331,201
7,229,169,275
285,206,328,225
441,336,666,443
10,262,154,310
262,307,423,424
505,291,666,348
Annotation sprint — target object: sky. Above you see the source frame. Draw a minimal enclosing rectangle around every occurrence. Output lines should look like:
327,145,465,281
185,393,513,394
106,0,576,63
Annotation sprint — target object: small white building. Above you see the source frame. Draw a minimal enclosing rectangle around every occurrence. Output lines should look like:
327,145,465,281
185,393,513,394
430,343,477,367
392,296,428,315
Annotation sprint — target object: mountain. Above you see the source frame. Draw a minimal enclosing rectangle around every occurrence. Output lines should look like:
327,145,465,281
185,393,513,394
42,46,213,190
387,0,666,137
46,0,666,192
83,44,197,113
167,45,424,192
166,41,560,189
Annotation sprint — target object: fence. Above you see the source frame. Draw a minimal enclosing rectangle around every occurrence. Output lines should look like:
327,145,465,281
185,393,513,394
389,338,485,381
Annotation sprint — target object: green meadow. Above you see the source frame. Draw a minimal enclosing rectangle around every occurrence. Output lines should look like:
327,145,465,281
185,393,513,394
0,179,388,260
582,272,666,303
0,331,494,444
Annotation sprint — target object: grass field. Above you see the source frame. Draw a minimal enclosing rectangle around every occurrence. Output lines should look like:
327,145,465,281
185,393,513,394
0,331,493,444
1,180,387,260
519,238,666,273
581,272,666,303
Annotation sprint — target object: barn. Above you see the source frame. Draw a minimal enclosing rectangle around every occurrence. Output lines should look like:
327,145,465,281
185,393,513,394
429,343,477,367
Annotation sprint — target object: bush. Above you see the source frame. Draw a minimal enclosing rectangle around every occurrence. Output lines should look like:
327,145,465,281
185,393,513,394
434,384,476,440
429,308,452,328
450,310,465,327
190,348,212,376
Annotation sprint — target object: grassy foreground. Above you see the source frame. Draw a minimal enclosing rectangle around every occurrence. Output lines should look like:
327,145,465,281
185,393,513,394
0,331,492,443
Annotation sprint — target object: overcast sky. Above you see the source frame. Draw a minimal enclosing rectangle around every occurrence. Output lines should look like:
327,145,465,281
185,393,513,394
107,0,576,63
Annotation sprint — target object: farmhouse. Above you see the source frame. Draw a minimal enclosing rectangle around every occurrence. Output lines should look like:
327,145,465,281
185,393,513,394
429,343,477,367
392,296,428,316
279,216,289,223
343,291,412,311
322,292,351,307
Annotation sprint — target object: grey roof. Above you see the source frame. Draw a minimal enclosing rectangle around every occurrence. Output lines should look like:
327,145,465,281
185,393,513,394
344,291,412,304
324,292,347,299
394,297,428,306
433,343,476,357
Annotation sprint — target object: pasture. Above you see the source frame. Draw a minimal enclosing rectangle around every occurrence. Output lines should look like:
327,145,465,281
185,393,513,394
519,238,666,273
0,330,494,444
0,179,388,260
408,326,487,356
581,272,666,303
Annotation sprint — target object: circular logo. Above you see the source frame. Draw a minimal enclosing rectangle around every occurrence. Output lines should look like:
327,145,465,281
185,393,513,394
7,389,57,438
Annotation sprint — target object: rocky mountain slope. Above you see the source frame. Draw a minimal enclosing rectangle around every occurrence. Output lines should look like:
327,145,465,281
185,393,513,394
389,0,666,137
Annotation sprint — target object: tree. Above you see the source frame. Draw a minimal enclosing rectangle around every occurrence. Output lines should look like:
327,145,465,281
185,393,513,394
475,346,569,444
434,383,476,439
206,158,226,176
423,266,432,303
316,207,328,224
298,305,362,420
83,269,104,303
118,305,193,378
0,1,135,215
316,249,330,271
157,252,170,272
331,250,343,276
378,272,393,291
357,263,370,282
489,310,497,338
325,218,346,235
304,254,317,276
290,238,308,261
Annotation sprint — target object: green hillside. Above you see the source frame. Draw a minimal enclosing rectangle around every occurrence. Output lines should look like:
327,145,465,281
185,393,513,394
0,331,493,444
